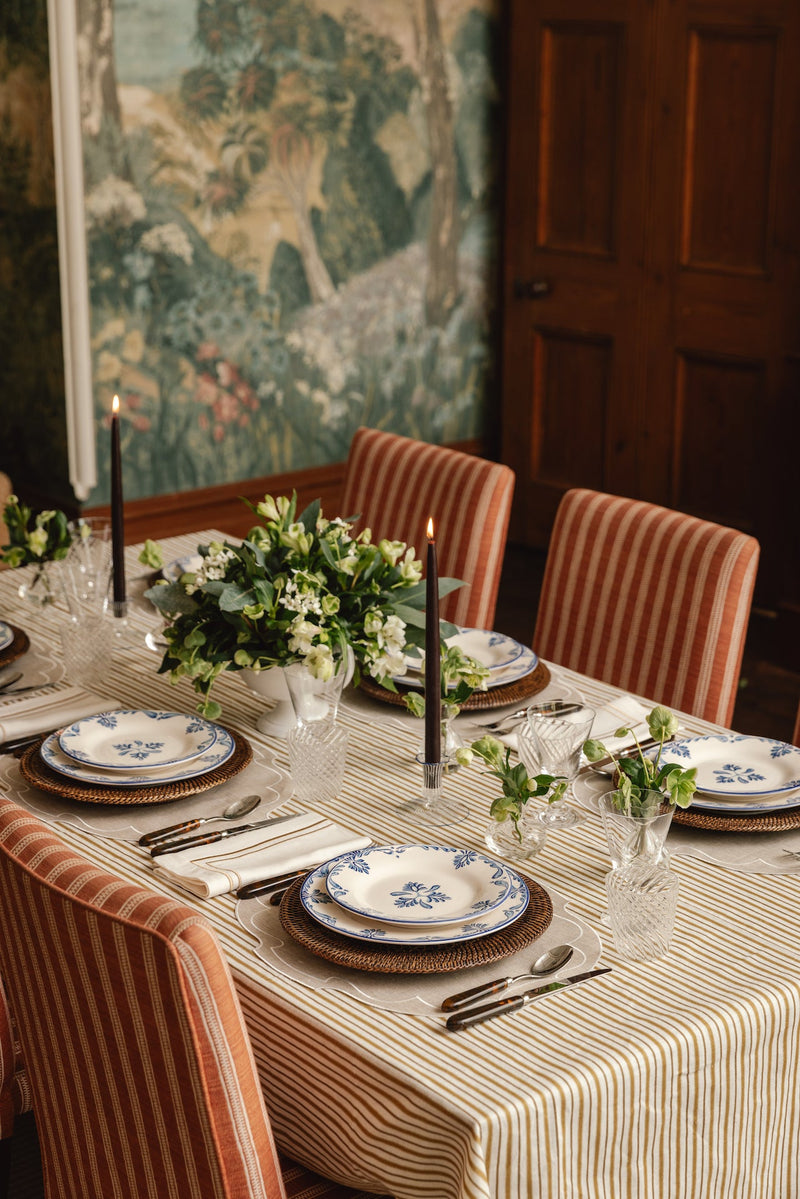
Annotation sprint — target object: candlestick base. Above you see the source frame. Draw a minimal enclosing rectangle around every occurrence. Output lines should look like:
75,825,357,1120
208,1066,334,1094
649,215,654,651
396,760,469,828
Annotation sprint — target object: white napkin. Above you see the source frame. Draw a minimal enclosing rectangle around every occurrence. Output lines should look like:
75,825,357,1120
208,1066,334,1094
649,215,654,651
0,686,119,743
152,810,371,898
589,696,652,753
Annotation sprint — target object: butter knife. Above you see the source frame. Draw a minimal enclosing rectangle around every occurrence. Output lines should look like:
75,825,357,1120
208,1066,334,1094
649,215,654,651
150,812,298,856
445,967,612,1031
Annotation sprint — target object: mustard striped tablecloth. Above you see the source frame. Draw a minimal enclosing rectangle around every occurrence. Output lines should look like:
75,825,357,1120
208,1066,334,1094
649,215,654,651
2,533,799,1199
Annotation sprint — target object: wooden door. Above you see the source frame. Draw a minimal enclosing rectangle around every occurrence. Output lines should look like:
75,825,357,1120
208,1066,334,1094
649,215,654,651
502,0,800,615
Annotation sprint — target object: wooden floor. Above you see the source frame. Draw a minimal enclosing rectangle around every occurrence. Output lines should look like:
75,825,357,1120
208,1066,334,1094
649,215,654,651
5,542,800,1196
495,543,800,745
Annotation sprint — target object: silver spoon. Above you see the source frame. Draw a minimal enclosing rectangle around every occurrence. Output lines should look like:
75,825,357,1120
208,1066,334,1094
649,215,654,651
0,673,23,693
138,793,262,847
441,943,575,1012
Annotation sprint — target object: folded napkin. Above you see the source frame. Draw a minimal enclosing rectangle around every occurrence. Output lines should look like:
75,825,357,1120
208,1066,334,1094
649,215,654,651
0,685,119,744
589,695,652,753
152,810,371,899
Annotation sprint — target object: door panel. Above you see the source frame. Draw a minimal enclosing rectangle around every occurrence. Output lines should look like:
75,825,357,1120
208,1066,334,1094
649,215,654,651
502,0,653,543
502,0,799,622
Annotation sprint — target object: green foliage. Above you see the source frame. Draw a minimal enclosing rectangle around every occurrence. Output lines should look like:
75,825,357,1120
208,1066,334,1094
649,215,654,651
470,736,567,844
0,497,71,567
583,705,697,814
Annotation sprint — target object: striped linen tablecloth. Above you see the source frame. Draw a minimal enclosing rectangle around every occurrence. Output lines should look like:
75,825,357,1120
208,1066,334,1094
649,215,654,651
1,532,799,1199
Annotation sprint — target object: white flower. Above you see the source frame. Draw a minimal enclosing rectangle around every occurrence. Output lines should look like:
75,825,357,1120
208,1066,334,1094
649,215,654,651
288,616,319,655
367,650,406,680
305,644,334,680
378,539,406,567
27,527,48,558
280,523,313,555
398,549,423,584
139,222,194,265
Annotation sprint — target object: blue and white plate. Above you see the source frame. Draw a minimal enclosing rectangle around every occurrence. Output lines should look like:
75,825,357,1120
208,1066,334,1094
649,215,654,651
301,858,530,946
398,628,538,691
59,709,219,770
0,622,13,652
41,725,235,787
660,735,800,800
326,844,512,926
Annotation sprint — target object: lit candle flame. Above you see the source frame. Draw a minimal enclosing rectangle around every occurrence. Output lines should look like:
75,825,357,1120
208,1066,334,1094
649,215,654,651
427,517,434,541
112,394,120,415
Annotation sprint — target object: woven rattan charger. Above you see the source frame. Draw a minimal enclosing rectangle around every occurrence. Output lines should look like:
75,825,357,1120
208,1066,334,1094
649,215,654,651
0,625,30,669
672,804,800,833
18,726,252,805
278,872,553,974
359,660,551,713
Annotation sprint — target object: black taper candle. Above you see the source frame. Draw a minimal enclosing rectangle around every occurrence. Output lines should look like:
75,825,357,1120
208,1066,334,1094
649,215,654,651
110,395,126,608
424,517,441,763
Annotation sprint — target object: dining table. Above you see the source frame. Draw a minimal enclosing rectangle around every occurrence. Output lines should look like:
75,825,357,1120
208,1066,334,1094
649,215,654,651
1,530,799,1199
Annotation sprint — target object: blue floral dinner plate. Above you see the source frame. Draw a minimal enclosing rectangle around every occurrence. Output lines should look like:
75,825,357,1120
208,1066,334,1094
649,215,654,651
59,709,219,770
325,844,513,926
0,622,13,652
41,725,235,788
300,857,530,946
660,735,800,800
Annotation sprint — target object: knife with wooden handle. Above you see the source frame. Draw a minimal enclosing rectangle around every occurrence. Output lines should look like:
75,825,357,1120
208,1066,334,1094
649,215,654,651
150,812,298,856
445,967,612,1031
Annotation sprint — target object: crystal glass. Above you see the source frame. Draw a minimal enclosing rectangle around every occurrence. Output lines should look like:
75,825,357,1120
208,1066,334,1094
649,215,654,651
287,722,350,805
284,660,347,728
521,705,596,828
599,791,679,961
605,860,679,961
64,519,112,613
598,791,673,869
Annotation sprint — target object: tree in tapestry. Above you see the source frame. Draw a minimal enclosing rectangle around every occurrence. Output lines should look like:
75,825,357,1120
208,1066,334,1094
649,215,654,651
78,0,499,503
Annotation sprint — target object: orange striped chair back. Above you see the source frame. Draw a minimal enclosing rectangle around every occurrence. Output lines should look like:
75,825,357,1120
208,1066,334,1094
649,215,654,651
0,798,286,1199
533,489,760,727
340,427,515,628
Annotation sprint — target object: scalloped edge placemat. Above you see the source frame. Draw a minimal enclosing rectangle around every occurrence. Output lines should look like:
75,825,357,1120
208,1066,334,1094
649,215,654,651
672,803,800,833
18,726,253,805
0,625,30,668
359,660,551,713
279,872,553,974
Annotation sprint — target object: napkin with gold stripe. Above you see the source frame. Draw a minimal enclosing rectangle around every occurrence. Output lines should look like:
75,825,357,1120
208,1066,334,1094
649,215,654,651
152,809,371,898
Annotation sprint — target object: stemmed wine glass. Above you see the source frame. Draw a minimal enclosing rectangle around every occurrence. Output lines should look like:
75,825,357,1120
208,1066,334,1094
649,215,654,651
519,705,596,829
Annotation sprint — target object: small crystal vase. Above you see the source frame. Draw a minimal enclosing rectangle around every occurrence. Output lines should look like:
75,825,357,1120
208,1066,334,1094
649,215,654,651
15,561,62,608
484,804,548,863
599,791,679,962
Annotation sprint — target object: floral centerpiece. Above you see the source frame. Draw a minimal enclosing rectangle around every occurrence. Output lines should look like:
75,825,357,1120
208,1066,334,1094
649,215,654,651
145,493,462,719
583,705,697,815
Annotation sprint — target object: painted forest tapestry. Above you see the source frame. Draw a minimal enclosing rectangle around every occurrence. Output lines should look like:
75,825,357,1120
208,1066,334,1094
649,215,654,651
79,0,499,504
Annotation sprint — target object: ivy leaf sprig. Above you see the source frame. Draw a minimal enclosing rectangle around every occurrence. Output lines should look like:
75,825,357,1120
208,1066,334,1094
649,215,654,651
468,734,567,844
583,704,697,815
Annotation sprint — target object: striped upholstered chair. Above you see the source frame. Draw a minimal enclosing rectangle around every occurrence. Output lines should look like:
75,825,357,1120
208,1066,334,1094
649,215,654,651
533,489,760,727
340,427,515,629
0,799,388,1199
0,976,32,1197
